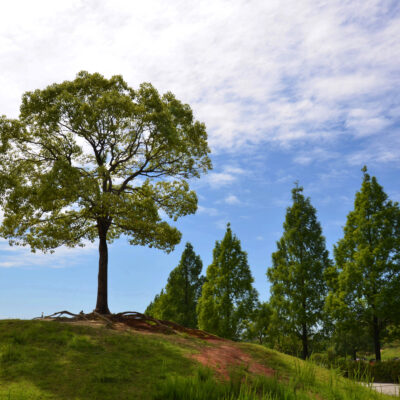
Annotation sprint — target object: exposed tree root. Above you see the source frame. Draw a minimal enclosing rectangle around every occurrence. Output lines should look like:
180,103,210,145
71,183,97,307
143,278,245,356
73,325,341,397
34,310,224,340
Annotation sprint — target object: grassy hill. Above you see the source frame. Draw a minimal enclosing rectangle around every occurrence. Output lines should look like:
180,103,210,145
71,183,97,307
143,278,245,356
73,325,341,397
0,319,396,399
382,342,400,361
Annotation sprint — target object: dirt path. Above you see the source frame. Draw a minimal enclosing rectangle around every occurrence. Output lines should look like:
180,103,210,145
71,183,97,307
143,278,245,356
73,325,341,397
191,339,274,379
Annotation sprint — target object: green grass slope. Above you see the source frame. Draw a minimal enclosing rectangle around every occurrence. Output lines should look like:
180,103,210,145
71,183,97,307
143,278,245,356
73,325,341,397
0,320,396,400
381,341,400,361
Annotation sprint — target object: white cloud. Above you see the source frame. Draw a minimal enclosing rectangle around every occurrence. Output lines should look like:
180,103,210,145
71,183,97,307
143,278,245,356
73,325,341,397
206,165,245,188
0,238,97,269
207,172,236,187
0,0,398,160
197,205,219,216
224,194,241,205
293,148,340,166
345,130,400,166
345,108,391,137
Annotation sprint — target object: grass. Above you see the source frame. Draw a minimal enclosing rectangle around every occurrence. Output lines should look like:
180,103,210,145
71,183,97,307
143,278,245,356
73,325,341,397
382,342,400,361
154,361,395,400
355,340,400,361
0,320,196,399
0,320,397,399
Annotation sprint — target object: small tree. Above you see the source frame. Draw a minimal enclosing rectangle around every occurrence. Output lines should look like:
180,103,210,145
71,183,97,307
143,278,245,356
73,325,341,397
0,72,211,314
244,301,273,345
197,223,258,340
326,167,400,361
145,242,204,328
267,185,331,359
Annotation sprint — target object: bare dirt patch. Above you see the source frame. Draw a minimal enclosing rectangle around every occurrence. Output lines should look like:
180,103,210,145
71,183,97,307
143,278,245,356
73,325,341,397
191,339,274,379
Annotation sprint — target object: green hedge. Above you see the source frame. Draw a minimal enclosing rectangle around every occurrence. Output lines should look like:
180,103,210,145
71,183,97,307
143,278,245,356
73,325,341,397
338,360,400,383
310,353,400,383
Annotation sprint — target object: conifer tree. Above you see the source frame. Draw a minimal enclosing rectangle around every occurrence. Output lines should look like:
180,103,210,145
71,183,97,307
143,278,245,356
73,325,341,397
267,185,330,359
145,290,166,320
197,223,258,340
145,242,204,328
326,167,400,361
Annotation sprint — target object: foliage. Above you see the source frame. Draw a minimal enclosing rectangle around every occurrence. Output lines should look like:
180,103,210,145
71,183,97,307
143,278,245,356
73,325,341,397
332,321,372,360
145,290,167,320
334,359,400,384
244,302,273,345
197,223,258,340
326,167,400,361
145,242,205,328
267,185,331,359
0,71,211,313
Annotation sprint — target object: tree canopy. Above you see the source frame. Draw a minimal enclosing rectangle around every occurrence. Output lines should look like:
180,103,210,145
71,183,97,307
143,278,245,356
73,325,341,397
145,242,204,328
0,71,212,314
326,167,400,361
197,223,258,340
243,301,273,345
267,185,331,359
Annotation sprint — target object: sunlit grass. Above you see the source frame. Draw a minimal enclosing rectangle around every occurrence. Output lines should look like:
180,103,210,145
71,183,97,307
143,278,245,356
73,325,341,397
0,320,397,399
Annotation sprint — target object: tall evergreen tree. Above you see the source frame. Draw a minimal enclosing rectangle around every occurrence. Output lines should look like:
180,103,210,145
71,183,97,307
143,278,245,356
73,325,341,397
267,185,330,359
326,167,400,361
145,242,204,328
197,223,258,340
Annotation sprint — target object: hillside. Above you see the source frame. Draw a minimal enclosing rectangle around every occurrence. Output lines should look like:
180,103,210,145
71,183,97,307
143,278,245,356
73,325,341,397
0,319,396,399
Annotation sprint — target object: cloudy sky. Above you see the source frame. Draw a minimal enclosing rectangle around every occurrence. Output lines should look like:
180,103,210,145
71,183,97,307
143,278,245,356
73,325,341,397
1,0,399,318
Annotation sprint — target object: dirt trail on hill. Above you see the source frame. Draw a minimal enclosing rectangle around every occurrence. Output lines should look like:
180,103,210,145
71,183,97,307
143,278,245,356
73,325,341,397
191,339,274,379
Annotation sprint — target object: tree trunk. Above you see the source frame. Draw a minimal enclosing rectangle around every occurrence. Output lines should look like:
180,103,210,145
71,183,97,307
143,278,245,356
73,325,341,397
95,219,111,314
352,348,357,361
373,315,381,361
301,324,309,360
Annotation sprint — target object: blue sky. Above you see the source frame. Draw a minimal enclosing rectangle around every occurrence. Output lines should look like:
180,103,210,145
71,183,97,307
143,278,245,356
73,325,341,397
0,0,399,318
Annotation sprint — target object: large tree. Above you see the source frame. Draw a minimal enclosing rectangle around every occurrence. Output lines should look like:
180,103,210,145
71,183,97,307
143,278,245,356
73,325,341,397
197,223,258,340
145,242,204,328
326,167,400,361
0,71,211,314
267,185,330,359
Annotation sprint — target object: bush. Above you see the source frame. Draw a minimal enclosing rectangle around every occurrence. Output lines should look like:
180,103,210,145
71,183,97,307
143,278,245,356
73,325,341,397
372,360,400,383
339,360,400,383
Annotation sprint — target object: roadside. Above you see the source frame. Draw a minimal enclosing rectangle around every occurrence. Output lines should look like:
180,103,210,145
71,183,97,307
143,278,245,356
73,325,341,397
363,383,400,396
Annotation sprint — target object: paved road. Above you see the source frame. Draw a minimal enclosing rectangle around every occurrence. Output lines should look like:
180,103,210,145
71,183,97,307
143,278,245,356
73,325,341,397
369,383,400,396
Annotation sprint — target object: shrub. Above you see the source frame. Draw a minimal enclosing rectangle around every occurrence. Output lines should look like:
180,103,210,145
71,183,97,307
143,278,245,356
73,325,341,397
339,360,400,383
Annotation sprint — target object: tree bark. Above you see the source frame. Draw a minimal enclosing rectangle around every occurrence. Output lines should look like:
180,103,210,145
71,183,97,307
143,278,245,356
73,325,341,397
95,219,111,314
301,323,309,360
373,315,381,361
